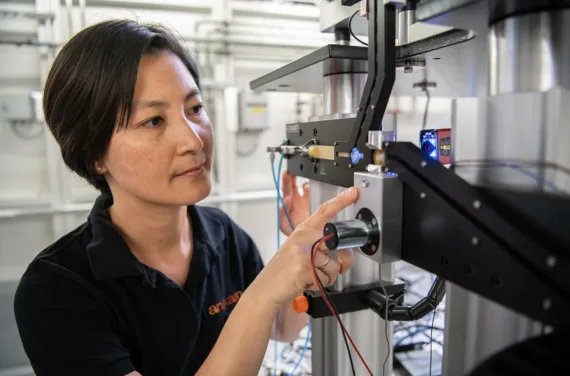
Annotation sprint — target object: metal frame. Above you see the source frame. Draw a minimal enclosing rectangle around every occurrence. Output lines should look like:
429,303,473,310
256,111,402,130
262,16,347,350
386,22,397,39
384,141,570,327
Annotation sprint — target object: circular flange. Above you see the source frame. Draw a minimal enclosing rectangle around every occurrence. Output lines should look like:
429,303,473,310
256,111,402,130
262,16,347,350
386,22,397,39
357,208,380,256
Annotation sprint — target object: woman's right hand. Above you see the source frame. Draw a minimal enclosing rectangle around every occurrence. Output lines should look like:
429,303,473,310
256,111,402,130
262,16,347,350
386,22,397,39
251,187,359,310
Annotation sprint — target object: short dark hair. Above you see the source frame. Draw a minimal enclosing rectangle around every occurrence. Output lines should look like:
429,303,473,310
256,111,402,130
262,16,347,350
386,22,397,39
43,20,201,192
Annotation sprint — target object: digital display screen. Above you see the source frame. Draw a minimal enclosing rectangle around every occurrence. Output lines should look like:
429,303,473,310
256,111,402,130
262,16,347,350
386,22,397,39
420,130,438,160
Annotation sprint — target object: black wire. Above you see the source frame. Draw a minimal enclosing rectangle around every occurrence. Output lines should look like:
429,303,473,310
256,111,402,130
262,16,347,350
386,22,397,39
311,239,356,376
422,89,430,130
349,10,368,46
429,312,436,376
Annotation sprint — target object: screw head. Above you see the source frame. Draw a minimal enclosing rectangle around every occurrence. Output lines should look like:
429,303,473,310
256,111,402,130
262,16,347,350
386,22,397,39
473,200,481,209
372,218,377,225
334,162,339,166
371,104,375,110
472,236,479,246
357,213,362,219
384,142,390,147
420,192,426,199
371,245,377,252
421,161,427,168
362,179,370,188
546,256,557,268
543,298,552,311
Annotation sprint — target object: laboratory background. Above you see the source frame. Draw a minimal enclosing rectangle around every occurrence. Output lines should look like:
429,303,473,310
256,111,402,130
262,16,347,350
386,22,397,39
1,1,568,376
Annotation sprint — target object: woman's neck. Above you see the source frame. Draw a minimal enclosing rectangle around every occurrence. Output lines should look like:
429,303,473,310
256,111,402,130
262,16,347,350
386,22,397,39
108,191,192,260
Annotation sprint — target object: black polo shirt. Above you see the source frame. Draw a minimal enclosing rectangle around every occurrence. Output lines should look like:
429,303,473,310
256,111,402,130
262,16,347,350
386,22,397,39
13,194,264,376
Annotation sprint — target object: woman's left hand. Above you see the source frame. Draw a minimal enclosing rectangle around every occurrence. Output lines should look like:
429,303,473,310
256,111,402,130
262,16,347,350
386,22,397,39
280,172,310,236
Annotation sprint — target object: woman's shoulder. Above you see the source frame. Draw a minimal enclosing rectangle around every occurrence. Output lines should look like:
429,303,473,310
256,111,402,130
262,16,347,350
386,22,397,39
18,221,96,292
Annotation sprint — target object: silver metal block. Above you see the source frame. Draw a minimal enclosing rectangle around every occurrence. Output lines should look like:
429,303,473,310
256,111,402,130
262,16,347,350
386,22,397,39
353,172,403,264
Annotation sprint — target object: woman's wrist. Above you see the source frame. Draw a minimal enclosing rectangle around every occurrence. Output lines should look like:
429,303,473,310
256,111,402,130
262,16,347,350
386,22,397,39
242,278,282,314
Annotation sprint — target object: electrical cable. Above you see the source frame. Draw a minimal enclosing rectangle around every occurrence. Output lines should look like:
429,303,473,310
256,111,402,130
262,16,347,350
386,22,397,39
270,153,301,375
289,321,311,375
349,10,368,46
429,312,436,376
271,155,288,376
421,89,430,130
271,155,295,231
311,236,368,376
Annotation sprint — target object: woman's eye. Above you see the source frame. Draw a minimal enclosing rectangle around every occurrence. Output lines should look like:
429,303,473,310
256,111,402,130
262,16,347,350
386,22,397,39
189,104,204,115
142,116,163,128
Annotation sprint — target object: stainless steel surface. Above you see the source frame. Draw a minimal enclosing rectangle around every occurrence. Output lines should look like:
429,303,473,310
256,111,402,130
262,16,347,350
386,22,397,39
353,172,403,264
489,10,570,96
367,130,397,149
481,87,570,193
397,9,417,45
323,73,367,114
327,219,372,250
442,283,542,375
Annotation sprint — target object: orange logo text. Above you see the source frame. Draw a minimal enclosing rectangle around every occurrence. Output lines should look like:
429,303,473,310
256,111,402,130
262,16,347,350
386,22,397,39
208,291,243,315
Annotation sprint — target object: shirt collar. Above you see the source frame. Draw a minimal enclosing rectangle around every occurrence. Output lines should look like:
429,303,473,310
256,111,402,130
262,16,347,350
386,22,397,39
86,194,225,281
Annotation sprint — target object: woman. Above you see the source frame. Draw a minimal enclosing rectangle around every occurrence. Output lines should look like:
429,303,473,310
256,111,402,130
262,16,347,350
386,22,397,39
14,20,358,376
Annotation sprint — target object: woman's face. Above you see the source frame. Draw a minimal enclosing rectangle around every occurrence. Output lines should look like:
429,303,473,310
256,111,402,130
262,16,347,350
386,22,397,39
101,51,213,206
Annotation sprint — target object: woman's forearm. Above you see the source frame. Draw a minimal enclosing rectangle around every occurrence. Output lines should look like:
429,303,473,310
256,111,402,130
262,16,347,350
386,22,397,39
196,287,277,376
274,302,309,343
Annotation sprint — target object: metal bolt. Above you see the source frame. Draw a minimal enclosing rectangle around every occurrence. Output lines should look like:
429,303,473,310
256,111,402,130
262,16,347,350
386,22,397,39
362,179,370,188
404,66,413,74
371,245,377,252
372,218,377,225
473,200,481,209
546,256,557,268
371,104,375,110
348,164,353,169
384,142,390,147
543,298,552,311
421,161,427,168
333,141,338,146
420,192,426,199
334,162,339,166
357,213,362,219
472,236,479,246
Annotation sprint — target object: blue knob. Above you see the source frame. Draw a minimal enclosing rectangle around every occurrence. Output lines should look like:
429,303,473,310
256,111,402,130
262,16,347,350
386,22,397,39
350,147,364,165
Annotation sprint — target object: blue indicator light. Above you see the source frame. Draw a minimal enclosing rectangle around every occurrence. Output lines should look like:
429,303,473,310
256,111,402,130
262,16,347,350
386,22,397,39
350,147,364,165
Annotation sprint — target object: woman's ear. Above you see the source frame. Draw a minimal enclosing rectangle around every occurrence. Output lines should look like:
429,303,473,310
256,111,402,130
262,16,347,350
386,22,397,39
94,161,107,175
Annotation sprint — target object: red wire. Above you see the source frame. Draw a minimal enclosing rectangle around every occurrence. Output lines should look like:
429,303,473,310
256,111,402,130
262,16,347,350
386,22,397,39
312,235,374,376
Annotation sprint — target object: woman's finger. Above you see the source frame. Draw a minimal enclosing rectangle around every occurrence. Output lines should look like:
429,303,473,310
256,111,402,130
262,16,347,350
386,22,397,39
312,251,341,285
306,268,331,290
281,171,292,198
